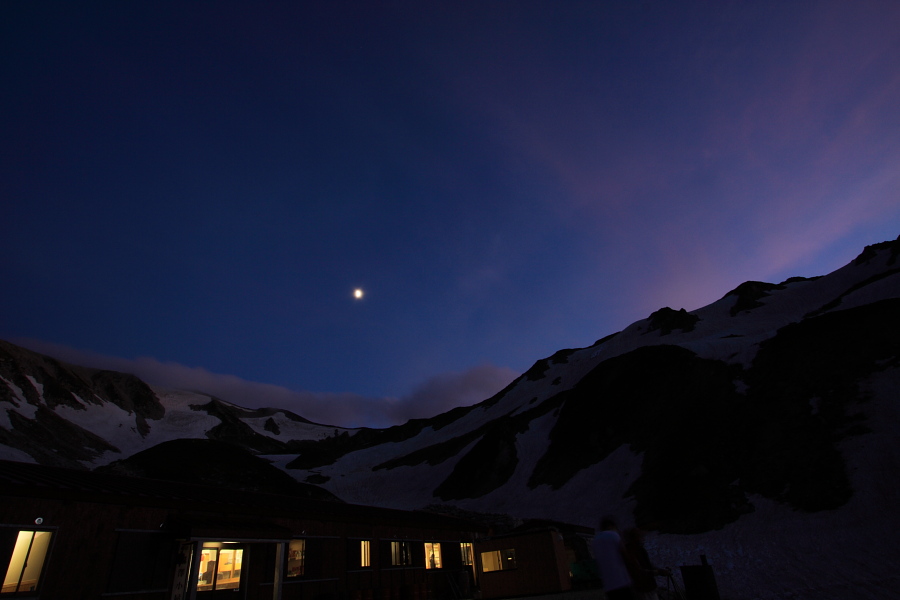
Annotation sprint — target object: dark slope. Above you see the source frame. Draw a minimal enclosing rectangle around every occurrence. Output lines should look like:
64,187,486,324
2,236,898,542
282,237,900,534
97,438,340,501
0,339,164,467
521,298,896,533
0,340,163,425
189,398,293,454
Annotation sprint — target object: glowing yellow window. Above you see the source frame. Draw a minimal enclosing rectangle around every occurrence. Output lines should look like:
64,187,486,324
460,542,474,566
286,540,306,578
425,543,442,569
481,548,516,572
2,531,53,594
391,541,412,566
360,540,370,568
197,543,243,592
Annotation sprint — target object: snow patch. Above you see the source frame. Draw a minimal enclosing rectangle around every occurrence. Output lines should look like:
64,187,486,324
1,376,38,427
0,375,28,405
70,392,88,409
242,414,346,442
67,387,224,466
25,375,43,401
55,401,138,459
0,444,38,464
1,376,34,429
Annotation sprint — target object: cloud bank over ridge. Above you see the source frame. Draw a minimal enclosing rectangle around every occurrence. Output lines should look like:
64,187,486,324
11,338,518,429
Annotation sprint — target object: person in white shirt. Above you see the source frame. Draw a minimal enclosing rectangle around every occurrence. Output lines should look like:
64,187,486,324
591,516,634,600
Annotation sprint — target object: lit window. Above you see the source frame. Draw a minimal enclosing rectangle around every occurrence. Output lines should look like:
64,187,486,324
197,543,243,592
286,540,306,578
480,548,516,573
360,540,370,568
425,543,442,569
460,542,474,566
2,530,53,594
390,541,412,566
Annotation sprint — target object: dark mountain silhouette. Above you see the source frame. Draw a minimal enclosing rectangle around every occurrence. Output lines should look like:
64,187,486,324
3,235,899,599
97,438,340,500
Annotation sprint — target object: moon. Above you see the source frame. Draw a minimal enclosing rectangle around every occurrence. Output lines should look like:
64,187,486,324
353,288,364,299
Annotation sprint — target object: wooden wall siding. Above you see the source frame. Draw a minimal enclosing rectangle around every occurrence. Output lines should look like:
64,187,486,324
475,530,572,600
0,460,486,600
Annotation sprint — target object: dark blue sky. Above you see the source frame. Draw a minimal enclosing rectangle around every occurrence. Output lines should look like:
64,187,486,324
2,2,899,426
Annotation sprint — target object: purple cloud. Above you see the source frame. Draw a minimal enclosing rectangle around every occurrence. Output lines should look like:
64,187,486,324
384,363,519,425
10,338,518,429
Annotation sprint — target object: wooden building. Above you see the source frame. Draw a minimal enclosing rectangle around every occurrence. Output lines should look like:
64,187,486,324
0,459,486,600
473,523,597,600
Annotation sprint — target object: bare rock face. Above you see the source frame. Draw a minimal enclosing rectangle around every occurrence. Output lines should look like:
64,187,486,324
723,280,788,316
0,340,164,467
1,404,120,468
645,306,700,334
2,236,899,534
283,237,900,531
188,398,292,454
0,340,164,421
3,236,899,600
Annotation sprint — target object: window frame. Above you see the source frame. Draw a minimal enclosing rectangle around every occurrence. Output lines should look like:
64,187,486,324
344,538,372,573
285,539,306,579
390,541,413,567
460,542,474,566
1,529,55,596
424,542,442,570
480,548,517,573
360,540,371,569
196,542,245,593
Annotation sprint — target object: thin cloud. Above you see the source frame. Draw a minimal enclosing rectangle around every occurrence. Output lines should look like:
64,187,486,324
451,1,900,320
385,363,519,425
9,338,518,429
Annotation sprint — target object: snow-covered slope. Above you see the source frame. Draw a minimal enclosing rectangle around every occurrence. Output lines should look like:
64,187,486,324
278,237,900,599
290,240,899,506
2,236,899,599
0,345,350,469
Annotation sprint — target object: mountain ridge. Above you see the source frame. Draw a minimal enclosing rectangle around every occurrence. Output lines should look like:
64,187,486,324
2,236,900,598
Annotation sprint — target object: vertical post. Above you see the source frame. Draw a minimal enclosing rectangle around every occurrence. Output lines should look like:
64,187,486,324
12,531,37,593
187,541,202,600
170,543,194,600
273,542,285,600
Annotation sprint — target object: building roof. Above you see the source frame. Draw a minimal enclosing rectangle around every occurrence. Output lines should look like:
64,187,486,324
0,459,486,533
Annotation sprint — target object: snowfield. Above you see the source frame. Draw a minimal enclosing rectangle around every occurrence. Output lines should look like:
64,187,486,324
2,238,899,599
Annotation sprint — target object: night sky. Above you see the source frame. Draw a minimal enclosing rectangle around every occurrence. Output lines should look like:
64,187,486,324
2,2,899,427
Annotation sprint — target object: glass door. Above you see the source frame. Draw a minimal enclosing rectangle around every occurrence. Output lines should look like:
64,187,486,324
197,543,244,593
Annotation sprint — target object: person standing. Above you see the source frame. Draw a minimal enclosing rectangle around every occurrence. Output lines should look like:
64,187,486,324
591,517,634,600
